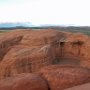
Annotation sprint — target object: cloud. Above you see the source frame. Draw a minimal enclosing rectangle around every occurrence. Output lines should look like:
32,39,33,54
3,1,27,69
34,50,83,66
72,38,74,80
0,0,90,25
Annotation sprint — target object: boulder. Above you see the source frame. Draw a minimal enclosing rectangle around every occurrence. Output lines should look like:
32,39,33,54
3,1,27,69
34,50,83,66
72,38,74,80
0,73,48,90
39,65,90,90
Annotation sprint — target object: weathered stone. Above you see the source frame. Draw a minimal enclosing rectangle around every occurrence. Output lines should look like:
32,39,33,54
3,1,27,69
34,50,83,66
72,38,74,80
0,29,89,80
0,73,48,90
40,65,90,90
0,45,54,79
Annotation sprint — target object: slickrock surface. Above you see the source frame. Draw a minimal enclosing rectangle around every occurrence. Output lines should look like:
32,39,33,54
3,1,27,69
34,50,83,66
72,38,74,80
0,29,89,78
0,29,89,90
40,65,90,90
0,45,53,79
64,83,90,90
0,73,48,90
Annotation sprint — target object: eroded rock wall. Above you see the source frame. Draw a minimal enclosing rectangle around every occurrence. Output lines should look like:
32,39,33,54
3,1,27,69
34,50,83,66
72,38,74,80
0,29,89,79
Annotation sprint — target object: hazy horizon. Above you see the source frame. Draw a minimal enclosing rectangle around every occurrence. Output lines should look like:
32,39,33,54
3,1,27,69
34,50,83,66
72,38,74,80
0,0,90,26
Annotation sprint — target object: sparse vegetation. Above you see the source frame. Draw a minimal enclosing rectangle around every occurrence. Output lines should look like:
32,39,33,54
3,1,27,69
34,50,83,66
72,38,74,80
0,26,90,35
0,30,10,33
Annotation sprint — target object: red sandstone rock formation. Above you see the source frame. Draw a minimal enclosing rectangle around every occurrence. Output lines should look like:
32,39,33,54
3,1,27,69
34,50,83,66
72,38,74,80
0,29,89,79
65,83,90,90
0,45,53,79
0,29,61,78
0,33,23,61
40,65,90,90
0,73,48,90
79,39,90,68
0,29,89,90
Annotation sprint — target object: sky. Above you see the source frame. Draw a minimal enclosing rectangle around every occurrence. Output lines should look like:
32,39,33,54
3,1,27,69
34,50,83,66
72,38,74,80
0,0,90,26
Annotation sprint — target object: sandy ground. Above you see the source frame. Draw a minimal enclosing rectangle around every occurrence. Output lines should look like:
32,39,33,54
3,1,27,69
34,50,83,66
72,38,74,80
64,83,90,90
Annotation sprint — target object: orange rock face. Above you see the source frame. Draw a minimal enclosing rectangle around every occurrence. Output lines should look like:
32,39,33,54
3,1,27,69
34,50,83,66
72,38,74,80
0,29,62,78
0,33,23,61
65,83,90,90
0,73,48,90
0,45,53,79
40,65,90,90
0,29,89,79
0,29,90,90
